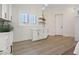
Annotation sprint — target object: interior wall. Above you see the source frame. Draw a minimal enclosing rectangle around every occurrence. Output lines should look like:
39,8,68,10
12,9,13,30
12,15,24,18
74,5,79,41
12,4,75,42
12,4,43,42
45,5,75,37
63,7,75,37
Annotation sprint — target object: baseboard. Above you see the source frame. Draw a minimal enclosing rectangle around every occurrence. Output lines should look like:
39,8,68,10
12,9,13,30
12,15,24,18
13,39,31,43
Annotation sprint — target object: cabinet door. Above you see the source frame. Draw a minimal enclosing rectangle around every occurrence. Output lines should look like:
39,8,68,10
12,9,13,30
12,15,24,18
0,4,2,18
44,29,48,38
2,4,12,20
8,5,12,21
38,29,44,39
2,4,7,19
32,30,39,41
6,4,9,20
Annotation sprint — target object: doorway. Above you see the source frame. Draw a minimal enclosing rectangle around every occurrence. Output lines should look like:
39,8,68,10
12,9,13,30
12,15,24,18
55,14,63,36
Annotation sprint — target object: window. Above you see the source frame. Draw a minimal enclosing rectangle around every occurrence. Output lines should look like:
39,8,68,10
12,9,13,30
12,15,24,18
19,11,37,25
29,15,36,24
19,12,28,24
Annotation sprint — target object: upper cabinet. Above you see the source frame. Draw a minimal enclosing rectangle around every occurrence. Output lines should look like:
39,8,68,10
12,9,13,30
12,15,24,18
0,4,2,18
2,4,7,19
0,4,12,21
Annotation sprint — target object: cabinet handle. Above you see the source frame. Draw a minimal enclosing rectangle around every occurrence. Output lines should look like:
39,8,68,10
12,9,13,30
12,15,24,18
5,13,7,18
11,45,12,53
11,16,12,20
37,32,39,35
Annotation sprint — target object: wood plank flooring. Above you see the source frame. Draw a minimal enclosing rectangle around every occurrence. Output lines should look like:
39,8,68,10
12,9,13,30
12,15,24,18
12,36,75,55
63,47,75,55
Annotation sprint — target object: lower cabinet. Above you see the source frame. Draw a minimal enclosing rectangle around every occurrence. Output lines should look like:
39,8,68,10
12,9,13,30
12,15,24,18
32,28,48,41
0,32,13,55
2,46,11,55
0,44,11,55
32,30,39,41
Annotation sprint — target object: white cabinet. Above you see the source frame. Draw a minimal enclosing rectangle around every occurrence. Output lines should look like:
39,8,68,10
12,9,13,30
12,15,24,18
74,42,79,54
0,4,13,55
32,28,48,41
0,32,13,55
32,30,39,41
0,33,9,55
2,4,6,19
0,5,2,18
1,4,12,21
8,5,12,21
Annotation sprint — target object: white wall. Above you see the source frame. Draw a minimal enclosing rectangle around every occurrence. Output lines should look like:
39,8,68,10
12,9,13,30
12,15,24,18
45,5,75,37
63,7,75,37
12,4,43,42
12,4,75,42
75,16,79,41
74,5,79,41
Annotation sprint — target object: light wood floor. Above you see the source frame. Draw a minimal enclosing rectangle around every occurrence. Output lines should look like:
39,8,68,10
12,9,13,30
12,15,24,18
12,36,75,55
